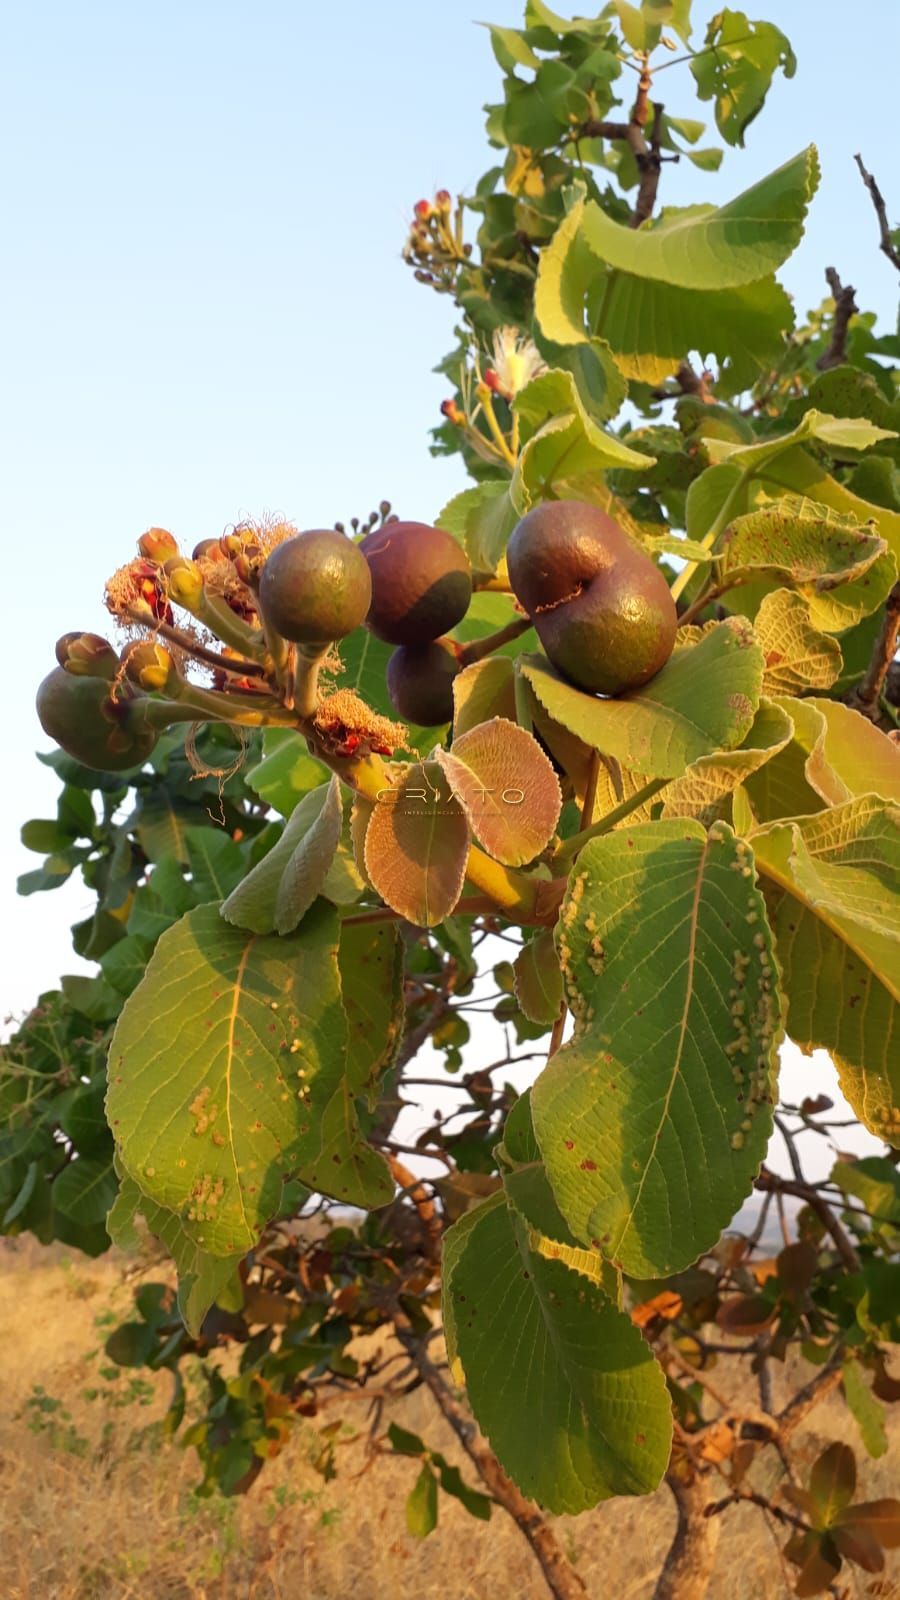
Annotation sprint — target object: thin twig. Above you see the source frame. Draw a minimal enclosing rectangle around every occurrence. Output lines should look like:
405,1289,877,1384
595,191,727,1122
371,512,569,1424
855,154,900,273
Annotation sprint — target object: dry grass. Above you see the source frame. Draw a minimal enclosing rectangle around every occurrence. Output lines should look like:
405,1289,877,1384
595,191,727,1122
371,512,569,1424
2,1236,899,1600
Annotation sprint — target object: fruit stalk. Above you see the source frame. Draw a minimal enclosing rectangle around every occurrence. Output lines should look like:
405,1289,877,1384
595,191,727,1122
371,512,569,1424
553,777,669,868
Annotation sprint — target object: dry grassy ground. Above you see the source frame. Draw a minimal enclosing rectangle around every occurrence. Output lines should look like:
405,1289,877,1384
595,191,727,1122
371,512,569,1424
2,1236,898,1600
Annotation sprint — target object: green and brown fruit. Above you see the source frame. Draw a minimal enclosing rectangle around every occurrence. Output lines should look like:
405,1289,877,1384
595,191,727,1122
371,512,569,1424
360,521,472,645
36,669,158,771
259,528,372,645
386,637,460,725
507,500,677,695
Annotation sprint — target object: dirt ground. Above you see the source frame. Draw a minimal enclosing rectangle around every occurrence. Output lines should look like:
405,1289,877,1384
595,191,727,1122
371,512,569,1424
1,1235,898,1600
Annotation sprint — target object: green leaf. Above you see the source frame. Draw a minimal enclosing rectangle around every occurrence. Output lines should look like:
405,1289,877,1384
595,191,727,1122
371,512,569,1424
532,821,782,1275
339,920,403,1103
452,658,518,739
485,23,542,72
107,901,377,1254
754,591,842,695
406,1463,438,1537
53,1157,117,1227
442,1192,671,1511
432,1457,493,1521
658,698,793,826
521,617,763,779
809,1441,856,1527
534,193,628,422
596,271,795,390
436,718,561,867
364,761,469,927
515,929,564,1025
109,1174,244,1336
246,729,328,817
843,1358,888,1460
831,1156,900,1224
20,818,75,854
436,481,520,578
184,827,245,901
511,368,654,508
752,797,900,1144
715,501,892,630
582,148,817,287
388,1421,426,1457
690,11,796,147
221,778,342,935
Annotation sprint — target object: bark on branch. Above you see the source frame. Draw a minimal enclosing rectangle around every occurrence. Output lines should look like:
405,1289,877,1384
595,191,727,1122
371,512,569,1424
398,1330,588,1600
653,1471,722,1600
855,154,900,273
816,267,858,370
848,579,900,720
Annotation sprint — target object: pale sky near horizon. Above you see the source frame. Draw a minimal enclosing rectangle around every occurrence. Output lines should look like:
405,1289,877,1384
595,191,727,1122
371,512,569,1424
1,2,897,1174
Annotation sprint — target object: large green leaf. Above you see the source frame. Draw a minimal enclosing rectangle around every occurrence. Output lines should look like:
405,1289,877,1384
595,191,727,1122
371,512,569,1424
532,821,782,1275
442,1192,672,1511
521,618,763,779
246,730,328,817
582,147,817,287
534,192,628,421
753,798,900,1142
594,270,794,390
107,901,386,1254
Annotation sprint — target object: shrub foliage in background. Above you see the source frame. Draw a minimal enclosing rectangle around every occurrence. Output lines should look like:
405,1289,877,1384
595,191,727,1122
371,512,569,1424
4,4,900,1596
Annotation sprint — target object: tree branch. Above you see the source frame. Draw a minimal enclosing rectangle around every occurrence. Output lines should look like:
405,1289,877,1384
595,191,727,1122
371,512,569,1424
653,1471,722,1600
816,267,858,370
754,1168,860,1273
397,1330,588,1600
855,154,900,273
848,579,900,719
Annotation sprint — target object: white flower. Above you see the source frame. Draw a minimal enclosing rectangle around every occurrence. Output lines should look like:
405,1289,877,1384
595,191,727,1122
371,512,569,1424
488,326,547,399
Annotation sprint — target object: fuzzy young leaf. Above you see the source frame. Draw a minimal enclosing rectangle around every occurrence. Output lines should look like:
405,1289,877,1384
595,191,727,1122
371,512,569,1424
532,821,782,1276
436,719,561,867
364,761,469,926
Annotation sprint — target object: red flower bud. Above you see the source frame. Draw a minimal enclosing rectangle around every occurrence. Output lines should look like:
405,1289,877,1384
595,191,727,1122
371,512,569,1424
435,189,452,210
138,527,179,565
483,367,502,393
413,199,433,220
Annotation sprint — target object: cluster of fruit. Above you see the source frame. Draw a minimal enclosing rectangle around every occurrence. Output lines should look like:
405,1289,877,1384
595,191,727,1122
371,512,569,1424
36,502,677,771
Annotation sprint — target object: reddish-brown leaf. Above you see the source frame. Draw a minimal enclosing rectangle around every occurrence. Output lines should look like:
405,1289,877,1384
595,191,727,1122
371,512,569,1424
437,717,561,867
715,1293,776,1335
364,761,469,926
785,1529,841,1598
838,1499,900,1548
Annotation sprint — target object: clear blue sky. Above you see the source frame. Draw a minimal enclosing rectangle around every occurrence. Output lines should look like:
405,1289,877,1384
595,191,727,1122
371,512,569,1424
3,0,899,1021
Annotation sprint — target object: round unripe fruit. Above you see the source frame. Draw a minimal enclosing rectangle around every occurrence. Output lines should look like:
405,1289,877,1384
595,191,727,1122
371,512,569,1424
36,669,158,771
360,521,472,646
386,638,460,726
507,500,677,695
258,529,372,645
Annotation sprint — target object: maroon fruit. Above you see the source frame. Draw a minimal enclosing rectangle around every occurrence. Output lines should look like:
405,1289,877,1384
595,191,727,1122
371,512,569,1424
507,500,676,695
361,521,472,646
